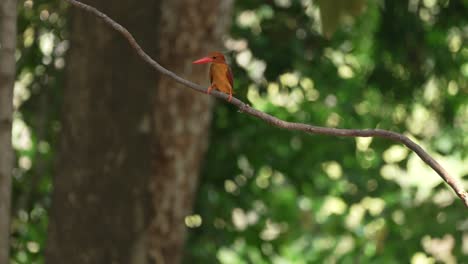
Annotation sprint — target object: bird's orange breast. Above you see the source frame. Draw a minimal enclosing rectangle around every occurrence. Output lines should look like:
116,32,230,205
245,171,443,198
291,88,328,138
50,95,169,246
210,63,233,94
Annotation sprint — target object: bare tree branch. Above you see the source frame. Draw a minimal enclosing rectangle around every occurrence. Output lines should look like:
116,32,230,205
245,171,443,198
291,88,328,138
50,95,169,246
63,0,468,208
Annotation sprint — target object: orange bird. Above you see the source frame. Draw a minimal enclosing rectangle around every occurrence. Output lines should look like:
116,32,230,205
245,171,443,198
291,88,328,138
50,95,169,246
193,51,234,102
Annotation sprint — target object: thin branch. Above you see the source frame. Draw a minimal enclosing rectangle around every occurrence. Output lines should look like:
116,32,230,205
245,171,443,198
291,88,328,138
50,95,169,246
64,0,468,207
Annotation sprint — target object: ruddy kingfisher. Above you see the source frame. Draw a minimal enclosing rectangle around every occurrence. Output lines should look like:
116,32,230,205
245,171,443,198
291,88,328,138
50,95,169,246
193,51,234,102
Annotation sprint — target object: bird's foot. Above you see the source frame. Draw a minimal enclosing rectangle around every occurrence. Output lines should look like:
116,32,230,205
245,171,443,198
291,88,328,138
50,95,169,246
206,85,213,95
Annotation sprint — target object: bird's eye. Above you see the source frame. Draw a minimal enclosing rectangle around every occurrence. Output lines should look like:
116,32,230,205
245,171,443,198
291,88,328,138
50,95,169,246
212,56,216,59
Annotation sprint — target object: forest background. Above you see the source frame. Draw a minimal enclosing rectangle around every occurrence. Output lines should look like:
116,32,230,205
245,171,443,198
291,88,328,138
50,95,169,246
1,0,467,263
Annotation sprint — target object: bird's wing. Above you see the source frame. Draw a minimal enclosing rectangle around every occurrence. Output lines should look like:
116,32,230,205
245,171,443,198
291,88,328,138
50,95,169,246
226,66,234,87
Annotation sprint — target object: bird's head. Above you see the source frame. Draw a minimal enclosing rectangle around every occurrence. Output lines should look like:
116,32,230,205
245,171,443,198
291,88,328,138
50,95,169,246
193,51,227,64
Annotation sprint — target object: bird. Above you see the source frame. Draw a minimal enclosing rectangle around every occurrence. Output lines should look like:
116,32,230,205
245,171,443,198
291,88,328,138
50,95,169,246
193,51,234,102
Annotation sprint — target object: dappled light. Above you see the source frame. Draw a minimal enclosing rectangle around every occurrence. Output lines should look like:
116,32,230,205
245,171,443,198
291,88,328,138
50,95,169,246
3,0,467,263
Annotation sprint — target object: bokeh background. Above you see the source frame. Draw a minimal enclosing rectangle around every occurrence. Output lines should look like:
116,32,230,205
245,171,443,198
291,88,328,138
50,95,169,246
9,0,468,263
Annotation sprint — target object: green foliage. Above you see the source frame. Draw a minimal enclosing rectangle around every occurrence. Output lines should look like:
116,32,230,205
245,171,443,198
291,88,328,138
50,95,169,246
12,0,467,263
188,0,467,263
12,0,67,263
316,0,366,38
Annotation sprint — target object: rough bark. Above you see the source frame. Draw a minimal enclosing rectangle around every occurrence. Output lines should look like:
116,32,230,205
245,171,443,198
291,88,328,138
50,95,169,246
148,0,233,263
0,0,16,262
45,0,158,263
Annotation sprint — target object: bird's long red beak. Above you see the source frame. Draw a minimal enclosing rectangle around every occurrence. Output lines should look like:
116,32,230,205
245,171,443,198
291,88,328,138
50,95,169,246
192,56,214,64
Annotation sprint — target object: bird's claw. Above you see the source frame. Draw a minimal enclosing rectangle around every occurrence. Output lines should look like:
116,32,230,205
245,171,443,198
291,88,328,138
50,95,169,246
206,85,213,95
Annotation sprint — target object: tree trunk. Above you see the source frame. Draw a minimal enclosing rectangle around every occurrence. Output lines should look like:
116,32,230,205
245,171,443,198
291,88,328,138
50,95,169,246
45,1,158,263
46,0,233,262
148,1,233,263
0,0,16,262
